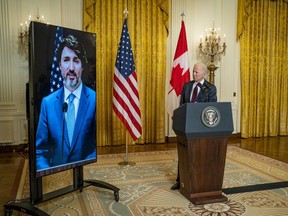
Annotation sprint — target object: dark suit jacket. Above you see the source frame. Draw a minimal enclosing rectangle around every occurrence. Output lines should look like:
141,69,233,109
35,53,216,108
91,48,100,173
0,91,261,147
36,84,96,170
180,79,217,105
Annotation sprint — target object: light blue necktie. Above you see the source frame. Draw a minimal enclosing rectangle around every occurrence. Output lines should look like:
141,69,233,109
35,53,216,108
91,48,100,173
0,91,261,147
67,93,76,145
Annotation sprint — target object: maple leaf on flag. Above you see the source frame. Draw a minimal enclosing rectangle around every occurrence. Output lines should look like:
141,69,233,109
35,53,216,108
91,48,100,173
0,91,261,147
170,64,184,96
166,20,191,117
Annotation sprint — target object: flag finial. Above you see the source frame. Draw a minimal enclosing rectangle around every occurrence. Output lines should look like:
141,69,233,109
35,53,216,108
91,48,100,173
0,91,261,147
181,12,185,20
123,9,129,18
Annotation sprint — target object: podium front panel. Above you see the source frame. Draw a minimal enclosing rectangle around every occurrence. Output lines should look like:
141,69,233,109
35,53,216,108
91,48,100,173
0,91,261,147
172,102,233,138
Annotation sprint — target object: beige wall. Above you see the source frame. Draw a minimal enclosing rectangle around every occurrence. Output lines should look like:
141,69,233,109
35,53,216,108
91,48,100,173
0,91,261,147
166,0,240,136
0,0,240,145
0,0,83,145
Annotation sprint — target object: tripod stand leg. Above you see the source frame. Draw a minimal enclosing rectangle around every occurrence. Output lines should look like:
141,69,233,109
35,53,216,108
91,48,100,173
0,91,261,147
84,180,120,202
4,200,49,216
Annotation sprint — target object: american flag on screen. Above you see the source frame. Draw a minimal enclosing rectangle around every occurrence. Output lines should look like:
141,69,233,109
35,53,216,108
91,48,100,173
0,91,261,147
112,18,142,141
50,26,63,93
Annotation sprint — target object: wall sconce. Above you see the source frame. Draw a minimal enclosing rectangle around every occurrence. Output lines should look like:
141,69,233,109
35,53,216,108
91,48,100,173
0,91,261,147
198,22,226,84
18,10,46,53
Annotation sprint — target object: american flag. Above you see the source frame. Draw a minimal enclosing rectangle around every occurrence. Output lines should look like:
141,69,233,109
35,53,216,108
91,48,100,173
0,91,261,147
50,26,63,93
112,18,142,141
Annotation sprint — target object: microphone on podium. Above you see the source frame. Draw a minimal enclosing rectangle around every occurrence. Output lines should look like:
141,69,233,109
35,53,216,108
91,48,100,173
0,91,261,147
203,82,210,89
62,102,68,163
197,83,208,102
197,82,206,90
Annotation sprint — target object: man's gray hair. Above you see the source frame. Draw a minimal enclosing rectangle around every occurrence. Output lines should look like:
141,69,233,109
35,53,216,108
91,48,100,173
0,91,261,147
195,63,208,74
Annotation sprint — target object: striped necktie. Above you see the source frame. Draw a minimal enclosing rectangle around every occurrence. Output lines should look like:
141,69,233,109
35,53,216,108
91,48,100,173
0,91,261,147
191,85,198,102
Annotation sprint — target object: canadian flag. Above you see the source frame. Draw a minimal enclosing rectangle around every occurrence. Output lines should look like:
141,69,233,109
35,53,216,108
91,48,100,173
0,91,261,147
167,20,190,117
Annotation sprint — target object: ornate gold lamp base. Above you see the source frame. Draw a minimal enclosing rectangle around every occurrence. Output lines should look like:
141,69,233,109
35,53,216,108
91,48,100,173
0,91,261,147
207,63,218,84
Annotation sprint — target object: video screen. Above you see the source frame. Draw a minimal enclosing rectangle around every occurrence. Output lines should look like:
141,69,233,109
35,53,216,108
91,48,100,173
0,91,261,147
29,22,97,178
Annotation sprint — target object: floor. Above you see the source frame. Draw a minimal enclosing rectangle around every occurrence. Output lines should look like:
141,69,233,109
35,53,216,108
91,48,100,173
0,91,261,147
0,136,287,214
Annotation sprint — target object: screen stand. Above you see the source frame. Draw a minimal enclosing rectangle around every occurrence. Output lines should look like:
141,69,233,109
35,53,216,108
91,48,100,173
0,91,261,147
4,167,120,215
4,199,49,216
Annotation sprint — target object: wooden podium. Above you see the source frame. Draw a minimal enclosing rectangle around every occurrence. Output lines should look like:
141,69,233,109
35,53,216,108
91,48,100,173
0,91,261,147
172,102,234,205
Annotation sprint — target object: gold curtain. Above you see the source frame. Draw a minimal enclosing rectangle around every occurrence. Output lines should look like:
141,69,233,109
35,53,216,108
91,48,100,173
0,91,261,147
238,0,288,138
83,0,169,146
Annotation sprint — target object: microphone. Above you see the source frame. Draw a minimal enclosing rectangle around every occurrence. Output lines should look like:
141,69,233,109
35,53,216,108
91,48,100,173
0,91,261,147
197,83,208,102
197,82,206,91
203,82,210,89
61,102,68,163
62,102,68,113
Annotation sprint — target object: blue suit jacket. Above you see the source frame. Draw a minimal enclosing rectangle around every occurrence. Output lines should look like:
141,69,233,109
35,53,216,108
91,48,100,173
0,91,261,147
180,79,217,105
36,84,96,170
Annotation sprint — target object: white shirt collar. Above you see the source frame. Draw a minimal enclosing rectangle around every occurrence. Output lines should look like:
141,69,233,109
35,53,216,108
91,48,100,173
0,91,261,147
194,79,205,87
64,82,83,101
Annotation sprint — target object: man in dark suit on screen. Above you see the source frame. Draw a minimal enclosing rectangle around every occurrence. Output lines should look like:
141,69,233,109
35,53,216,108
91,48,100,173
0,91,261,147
36,34,96,170
171,63,217,190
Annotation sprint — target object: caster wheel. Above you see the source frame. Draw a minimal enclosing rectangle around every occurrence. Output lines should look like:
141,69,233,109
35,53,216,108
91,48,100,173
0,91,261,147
114,191,119,202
